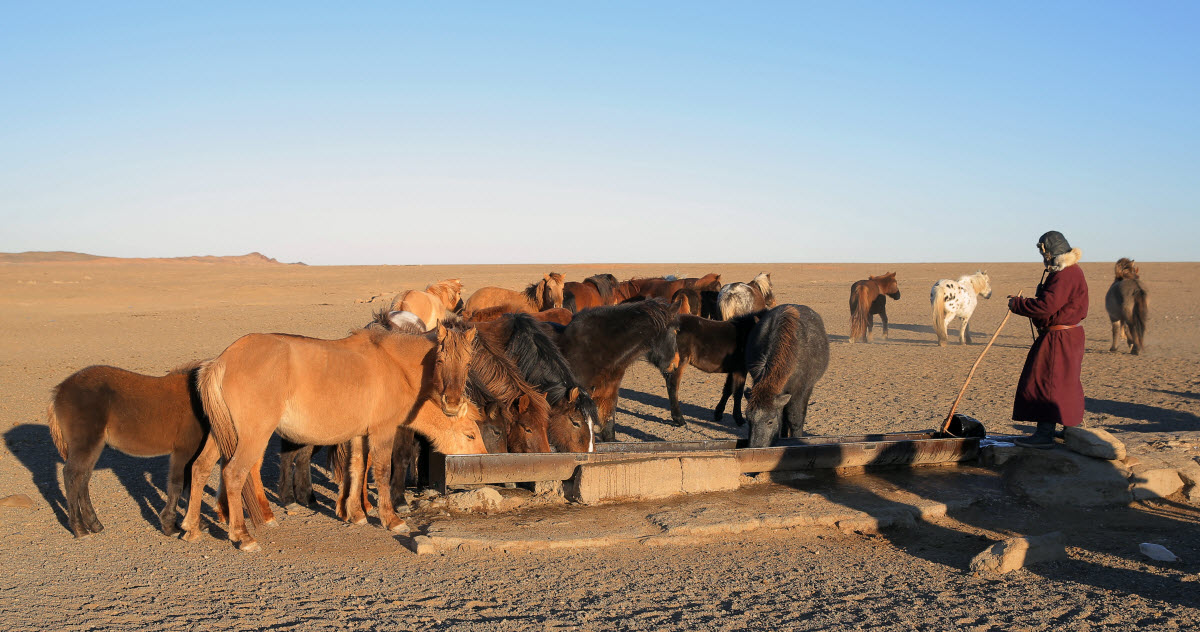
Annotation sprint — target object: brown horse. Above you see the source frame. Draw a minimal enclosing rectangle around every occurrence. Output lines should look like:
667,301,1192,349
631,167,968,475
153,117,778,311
199,322,486,551
610,273,721,303
562,274,619,312
390,278,464,331
662,311,763,427
462,272,565,317
467,305,573,326
717,273,776,320
848,272,900,343
1106,258,1149,355
47,364,273,539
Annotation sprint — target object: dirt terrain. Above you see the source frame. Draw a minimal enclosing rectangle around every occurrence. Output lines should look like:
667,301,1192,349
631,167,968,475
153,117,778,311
2,257,1198,631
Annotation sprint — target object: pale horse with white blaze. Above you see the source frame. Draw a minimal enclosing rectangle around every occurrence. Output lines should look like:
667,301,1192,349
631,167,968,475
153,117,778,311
930,271,992,346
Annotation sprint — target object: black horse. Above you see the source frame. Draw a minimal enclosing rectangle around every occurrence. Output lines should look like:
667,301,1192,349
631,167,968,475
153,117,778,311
744,305,830,448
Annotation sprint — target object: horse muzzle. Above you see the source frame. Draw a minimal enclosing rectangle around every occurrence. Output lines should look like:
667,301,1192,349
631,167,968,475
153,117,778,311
440,396,466,418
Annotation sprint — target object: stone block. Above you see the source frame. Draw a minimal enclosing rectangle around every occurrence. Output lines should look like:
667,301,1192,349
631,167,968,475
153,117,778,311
1003,449,1132,507
568,458,683,505
970,532,1067,574
1131,468,1184,500
980,443,1022,467
679,456,741,494
1064,427,1126,461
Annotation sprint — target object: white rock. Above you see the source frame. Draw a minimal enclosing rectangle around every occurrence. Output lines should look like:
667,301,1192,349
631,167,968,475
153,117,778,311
1063,427,1126,461
970,532,1067,574
1139,542,1180,562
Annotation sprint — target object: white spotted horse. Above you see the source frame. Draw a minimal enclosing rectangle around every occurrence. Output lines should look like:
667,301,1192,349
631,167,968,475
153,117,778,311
930,271,992,346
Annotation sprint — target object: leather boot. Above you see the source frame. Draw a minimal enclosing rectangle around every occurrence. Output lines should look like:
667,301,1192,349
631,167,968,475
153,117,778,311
1015,421,1057,449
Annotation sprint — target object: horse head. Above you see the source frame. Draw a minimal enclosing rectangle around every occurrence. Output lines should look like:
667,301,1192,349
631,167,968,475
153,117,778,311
873,272,900,300
972,271,993,299
1115,258,1140,280
505,393,553,453
549,386,597,453
433,323,477,417
543,272,565,309
753,272,776,308
746,392,791,448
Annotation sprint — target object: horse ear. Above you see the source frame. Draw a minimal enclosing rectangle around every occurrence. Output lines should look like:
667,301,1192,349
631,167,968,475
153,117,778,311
773,393,792,409
435,323,448,343
568,387,579,403
515,395,530,414
464,327,477,343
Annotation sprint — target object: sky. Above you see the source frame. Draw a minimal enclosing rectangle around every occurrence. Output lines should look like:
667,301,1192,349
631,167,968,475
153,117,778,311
1,2,1197,265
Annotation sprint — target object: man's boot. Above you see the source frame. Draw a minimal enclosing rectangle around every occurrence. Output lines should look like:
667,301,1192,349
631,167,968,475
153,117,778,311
1015,421,1057,449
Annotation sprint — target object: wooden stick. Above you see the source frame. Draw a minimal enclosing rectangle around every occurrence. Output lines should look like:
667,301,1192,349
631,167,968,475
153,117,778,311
940,291,1023,434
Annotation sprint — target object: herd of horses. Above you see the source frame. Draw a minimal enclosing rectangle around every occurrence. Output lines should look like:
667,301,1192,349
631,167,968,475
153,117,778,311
46,260,1149,550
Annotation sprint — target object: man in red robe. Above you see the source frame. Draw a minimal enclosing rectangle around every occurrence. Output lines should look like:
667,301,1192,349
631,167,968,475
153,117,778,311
1008,231,1088,448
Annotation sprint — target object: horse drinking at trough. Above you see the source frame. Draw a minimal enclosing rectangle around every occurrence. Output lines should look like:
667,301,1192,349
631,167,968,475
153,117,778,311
662,311,763,427
557,298,683,442
718,273,776,320
199,322,487,551
930,271,992,346
47,364,273,539
848,272,900,343
744,305,830,448
463,272,565,318
1106,258,1149,355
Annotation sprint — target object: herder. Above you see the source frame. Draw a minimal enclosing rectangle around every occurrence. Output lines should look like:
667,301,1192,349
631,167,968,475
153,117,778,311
1008,231,1088,448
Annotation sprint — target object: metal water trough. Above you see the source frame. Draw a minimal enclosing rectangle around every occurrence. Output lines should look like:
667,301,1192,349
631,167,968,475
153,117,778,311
428,415,986,493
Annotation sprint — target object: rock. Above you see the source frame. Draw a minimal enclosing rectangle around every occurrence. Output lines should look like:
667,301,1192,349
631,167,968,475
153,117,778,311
1140,542,1179,562
1176,461,1200,488
1064,427,1127,461
979,442,1022,467
447,487,503,514
1130,468,1184,500
1124,456,1142,468
531,480,564,497
0,494,33,509
1003,449,1132,507
970,532,1068,574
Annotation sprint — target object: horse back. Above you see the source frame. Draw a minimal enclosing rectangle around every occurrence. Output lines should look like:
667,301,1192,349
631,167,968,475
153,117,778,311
746,305,829,403
677,314,741,372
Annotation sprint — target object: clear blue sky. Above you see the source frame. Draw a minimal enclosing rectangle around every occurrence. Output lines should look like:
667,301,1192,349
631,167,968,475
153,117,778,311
2,2,1197,264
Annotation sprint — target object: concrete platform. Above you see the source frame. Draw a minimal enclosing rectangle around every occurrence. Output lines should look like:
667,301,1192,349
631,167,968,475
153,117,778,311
405,464,1002,554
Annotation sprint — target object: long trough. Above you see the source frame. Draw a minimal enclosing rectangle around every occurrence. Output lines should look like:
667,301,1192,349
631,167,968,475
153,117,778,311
429,416,986,493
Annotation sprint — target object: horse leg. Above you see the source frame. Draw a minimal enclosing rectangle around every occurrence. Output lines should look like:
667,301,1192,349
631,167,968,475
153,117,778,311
62,440,102,537
180,435,220,542
784,387,815,438
294,444,316,507
1109,320,1121,352
391,429,417,510
277,438,299,507
714,373,733,423
368,432,406,532
731,372,747,427
879,307,889,340
664,366,687,427
250,458,276,527
159,449,191,536
959,316,971,345
592,379,620,443
219,432,271,552
344,437,368,525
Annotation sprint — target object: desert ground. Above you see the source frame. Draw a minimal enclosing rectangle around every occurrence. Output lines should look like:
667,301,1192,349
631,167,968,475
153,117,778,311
2,255,1199,631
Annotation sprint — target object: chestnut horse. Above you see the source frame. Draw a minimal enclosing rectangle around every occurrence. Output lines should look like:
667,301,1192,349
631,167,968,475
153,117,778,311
848,272,900,343
557,298,683,442
463,272,565,317
662,311,764,427
562,274,619,312
1106,258,1149,355
390,279,464,331
467,305,573,326
744,305,830,447
47,364,273,539
718,273,776,320
200,322,486,551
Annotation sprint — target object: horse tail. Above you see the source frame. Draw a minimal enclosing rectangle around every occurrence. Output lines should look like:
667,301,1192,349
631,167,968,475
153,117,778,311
1129,282,1149,352
849,282,870,342
749,306,801,410
47,400,68,460
198,359,266,527
932,284,949,345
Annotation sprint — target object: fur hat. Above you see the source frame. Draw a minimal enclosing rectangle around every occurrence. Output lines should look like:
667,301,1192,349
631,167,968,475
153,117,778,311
1037,231,1072,258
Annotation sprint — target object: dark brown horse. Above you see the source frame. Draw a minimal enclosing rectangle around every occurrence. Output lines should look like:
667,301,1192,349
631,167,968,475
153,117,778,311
557,298,683,442
612,273,722,304
848,272,900,343
670,288,722,320
1106,258,1149,355
47,364,274,539
662,311,764,427
744,305,830,447
563,274,619,312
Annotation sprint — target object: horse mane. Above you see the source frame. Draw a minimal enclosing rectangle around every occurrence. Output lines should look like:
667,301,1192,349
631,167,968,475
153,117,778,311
504,313,587,405
751,272,774,305
585,274,616,301
1114,258,1139,280
748,306,801,410
469,325,551,417
523,279,545,303
168,359,205,375
425,278,463,310
967,271,989,294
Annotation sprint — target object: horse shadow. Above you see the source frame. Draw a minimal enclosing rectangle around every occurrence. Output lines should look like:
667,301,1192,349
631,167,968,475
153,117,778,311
617,388,745,438
3,423,168,532
1086,397,1200,432
1150,389,1200,402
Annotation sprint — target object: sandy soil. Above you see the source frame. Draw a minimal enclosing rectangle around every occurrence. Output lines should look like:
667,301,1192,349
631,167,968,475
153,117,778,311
2,257,1199,631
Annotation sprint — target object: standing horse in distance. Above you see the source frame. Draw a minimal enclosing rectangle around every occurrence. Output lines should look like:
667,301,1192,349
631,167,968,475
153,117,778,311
1106,258,1149,355
557,298,683,442
199,322,486,551
744,305,830,448
47,364,273,540
562,274,618,312
718,272,776,320
930,271,992,346
462,272,565,318
390,279,465,331
848,272,900,343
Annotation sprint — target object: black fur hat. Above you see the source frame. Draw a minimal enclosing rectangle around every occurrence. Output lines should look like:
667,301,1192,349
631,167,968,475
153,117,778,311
1037,231,1072,258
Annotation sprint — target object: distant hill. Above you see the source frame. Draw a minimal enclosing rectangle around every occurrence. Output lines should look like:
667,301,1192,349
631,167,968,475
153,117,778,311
0,251,304,265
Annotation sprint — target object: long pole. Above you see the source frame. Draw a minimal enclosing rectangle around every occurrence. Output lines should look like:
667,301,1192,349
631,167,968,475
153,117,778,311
940,291,1023,434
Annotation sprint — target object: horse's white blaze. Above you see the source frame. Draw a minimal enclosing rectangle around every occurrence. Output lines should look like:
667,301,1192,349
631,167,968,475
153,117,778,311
586,414,596,452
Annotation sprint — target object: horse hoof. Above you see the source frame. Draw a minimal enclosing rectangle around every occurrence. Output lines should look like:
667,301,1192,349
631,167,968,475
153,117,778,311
668,417,687,428
350,515,368,526
238,540,261,553
388,520,409,533
264,518,278,528
181,530,202,543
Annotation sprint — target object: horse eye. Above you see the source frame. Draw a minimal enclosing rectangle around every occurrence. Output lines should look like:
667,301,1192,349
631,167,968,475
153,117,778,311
525,427,533,434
